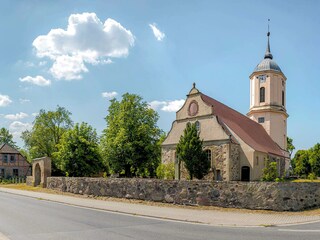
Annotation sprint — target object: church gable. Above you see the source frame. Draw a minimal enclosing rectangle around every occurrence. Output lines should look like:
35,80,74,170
162,84,230,146
176,85,213,121
162,116,230,146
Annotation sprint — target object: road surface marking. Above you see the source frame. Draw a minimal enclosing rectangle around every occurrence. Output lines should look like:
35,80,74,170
278,229,320,233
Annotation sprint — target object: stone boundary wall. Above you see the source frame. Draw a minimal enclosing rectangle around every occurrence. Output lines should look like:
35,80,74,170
26,176,33,186
47,177,320,211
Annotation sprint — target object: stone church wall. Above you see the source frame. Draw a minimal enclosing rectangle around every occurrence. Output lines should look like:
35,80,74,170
229,144,240,181
47,177,320,211
161,147,175,165
162,143,232,181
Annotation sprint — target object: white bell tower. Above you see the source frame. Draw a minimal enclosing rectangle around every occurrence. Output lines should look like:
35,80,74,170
247,27,288,150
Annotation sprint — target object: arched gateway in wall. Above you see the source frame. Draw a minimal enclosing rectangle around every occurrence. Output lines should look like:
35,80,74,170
31,157,51,187
34,163,41,186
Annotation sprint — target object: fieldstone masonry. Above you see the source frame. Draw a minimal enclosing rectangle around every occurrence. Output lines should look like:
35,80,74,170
47,177,320,211
229,144,240,180
162,142,240,181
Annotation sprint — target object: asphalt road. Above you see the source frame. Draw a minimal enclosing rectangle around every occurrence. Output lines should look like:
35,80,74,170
0,191,319,240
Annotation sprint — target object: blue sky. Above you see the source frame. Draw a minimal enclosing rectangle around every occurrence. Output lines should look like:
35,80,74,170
0,0,319,153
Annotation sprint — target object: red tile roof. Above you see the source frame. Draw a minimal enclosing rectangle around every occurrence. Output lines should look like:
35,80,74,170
200,93,285,157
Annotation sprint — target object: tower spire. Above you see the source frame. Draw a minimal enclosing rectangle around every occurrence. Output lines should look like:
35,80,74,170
264,19,273,59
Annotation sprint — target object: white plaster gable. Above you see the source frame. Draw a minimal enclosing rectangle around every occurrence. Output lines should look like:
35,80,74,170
176,93,213,120
162,116,230,145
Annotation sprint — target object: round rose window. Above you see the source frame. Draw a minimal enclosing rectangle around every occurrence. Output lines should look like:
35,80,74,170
188,101,198,116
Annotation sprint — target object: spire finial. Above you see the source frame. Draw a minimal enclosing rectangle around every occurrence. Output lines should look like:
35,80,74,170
193,82,196,88
264,19,273,59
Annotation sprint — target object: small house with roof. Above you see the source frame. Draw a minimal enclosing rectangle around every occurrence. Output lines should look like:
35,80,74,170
161,30,289,181
0,143,31,178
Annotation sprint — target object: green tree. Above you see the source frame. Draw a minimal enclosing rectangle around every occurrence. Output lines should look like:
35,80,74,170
261,157,278,181
21,106,73,175
100,93,162,177
19,149,32,163
287,137,295,158
176,123,210,180
54,122,104,177
292,150,311,177
0,127,17,148
309,143,320,177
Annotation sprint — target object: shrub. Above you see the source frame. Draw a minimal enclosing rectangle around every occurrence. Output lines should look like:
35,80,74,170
262,159,278,181
156,162,175,180
308,172,317,180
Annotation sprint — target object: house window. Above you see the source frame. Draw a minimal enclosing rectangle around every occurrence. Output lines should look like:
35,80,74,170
13,169,19,177
205,149,212,167
195,121,200,133
258,117,265,123
3,155,8,163
282,91,285,106
256,156,259,166
10,155,15,163
260,87,265,103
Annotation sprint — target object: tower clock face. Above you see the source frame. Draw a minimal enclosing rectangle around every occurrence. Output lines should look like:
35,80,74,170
258,75,266,83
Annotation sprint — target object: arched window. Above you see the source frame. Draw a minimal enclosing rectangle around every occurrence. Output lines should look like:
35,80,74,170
195,121,200,132
282,90,285,106
260,87,265,103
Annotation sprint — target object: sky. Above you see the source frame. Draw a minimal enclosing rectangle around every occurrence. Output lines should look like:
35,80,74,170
0,0,319,153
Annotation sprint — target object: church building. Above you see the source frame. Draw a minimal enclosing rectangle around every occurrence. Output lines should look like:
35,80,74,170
161,30,289,181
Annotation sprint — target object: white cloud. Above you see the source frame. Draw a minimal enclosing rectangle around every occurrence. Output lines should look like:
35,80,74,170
9,121,32,138
149,99,184,112
33,12,135,80
5,112,28,120
50,55,88,80
149,23,165,41
0,94,12,107
19,75,51,86
19,98,31,104
32,112,39,117
149,101,166,110
102,91,118,98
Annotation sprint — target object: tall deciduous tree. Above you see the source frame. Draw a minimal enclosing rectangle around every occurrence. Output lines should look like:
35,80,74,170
309,143,320,177
287,137,295,158
21,106,73,175
292,150,311,177
54,122,104,177
0,127,17,148
100,93,162,177
176,123,210,180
